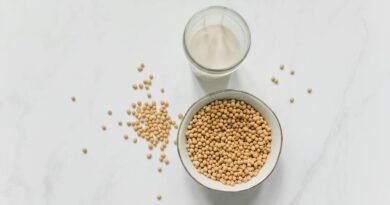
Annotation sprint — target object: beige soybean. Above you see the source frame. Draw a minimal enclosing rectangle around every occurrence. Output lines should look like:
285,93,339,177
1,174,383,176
137,63,144,72
148,143,153,150
82,147,88,154
271,76,278,85
178,113,184,120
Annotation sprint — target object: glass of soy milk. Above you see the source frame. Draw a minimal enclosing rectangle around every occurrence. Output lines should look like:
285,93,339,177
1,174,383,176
183,6,251,78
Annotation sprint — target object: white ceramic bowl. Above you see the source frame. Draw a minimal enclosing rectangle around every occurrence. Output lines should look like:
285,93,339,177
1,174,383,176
177,89,283,192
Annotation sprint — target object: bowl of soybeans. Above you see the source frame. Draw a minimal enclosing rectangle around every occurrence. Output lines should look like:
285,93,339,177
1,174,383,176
177,89,282,192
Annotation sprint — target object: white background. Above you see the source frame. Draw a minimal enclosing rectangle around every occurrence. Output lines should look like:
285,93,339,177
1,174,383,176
1,0,390,204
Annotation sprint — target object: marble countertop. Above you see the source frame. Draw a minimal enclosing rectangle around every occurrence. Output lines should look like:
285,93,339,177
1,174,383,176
1,0,390,204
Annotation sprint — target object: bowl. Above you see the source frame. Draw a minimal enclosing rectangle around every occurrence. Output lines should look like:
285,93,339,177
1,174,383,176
177,89,283,192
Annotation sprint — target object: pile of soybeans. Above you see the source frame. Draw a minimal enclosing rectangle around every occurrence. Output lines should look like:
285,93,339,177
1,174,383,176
185,99,272,185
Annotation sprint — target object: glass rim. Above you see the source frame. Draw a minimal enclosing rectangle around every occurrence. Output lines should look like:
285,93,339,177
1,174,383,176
183,6,251,74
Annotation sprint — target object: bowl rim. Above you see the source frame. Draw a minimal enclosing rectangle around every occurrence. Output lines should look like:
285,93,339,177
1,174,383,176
176,89,283,192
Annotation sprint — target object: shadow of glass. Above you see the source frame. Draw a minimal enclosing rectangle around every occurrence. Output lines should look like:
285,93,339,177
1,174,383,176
193,73,234,93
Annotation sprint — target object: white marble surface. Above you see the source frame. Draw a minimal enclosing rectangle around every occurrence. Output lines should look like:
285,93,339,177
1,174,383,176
1,0,390,204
